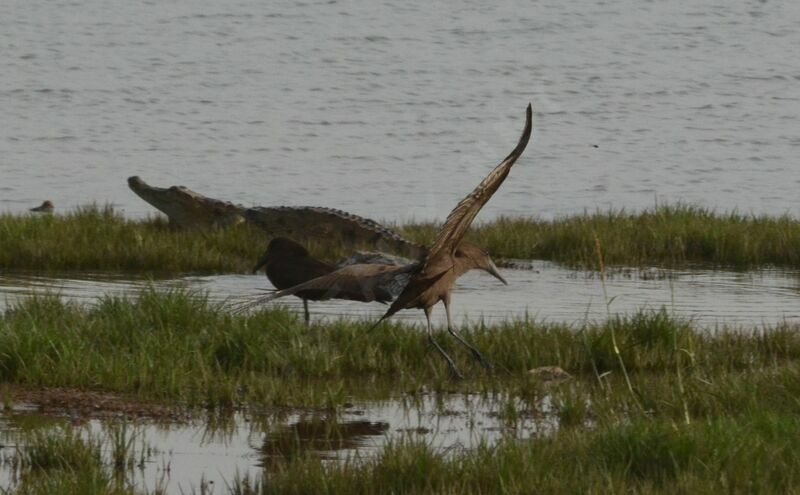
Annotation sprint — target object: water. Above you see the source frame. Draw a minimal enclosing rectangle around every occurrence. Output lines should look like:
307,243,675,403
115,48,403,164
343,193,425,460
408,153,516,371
0,393,554,493
2,263,799,328
2,0,799,222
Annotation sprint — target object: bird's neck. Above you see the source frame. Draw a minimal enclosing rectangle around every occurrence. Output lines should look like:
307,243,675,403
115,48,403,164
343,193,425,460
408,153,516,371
452,255,477,279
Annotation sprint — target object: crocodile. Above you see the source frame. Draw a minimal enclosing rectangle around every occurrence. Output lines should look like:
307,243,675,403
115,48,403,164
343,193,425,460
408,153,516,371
127,175,426,259
245,206,426,260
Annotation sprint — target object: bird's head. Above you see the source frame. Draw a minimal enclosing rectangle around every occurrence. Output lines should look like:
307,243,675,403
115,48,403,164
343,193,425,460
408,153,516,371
454,241,507,285
252,237,310,273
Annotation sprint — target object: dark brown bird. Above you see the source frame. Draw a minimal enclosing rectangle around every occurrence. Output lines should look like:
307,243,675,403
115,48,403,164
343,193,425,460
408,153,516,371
30,200,54,213
252,237,395,324
242,104,532,377
248,240,502,311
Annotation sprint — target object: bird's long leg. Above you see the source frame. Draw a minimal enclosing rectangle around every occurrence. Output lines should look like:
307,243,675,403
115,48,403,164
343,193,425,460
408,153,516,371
425,306,463,380
303,299,310,325
443,293,492,370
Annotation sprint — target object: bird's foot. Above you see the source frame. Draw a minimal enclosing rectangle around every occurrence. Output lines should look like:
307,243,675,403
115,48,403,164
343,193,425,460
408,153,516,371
448,364,465,381
471,350,493,371
476,356,493,371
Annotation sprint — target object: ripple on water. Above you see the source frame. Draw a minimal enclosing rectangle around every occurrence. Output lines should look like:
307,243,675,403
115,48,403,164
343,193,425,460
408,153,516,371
2,0,800,220
1,263,799,328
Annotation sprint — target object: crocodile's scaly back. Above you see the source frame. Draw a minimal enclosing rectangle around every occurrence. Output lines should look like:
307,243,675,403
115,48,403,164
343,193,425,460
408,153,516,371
246,206,427,260
128,176,426,259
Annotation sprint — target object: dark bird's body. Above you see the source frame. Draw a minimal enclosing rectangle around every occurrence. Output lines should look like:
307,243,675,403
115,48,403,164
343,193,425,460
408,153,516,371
244,104,533,377
252,237,395,323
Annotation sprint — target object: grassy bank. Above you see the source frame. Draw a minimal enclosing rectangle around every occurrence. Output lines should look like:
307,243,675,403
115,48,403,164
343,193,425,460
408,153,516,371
3,204,800,272
0,205,262,273
2,289,800,411
401,204,800,269
3,291,800,492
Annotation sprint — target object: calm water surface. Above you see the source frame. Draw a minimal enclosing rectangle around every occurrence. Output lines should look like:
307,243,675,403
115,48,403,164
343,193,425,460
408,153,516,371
2,263,799,328
1,393,554,493
2,0,799,221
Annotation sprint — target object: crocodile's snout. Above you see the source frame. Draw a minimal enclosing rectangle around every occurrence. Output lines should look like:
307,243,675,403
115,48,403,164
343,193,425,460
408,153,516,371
127,176,146,189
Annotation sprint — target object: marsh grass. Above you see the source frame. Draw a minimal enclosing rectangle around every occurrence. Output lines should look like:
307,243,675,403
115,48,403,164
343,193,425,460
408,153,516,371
2,289,800,415
6,206,800,493
0,205,263,274
4,425,159,495
3,204,800,273
8,412,800,494
247,411,800,494
218,410,796,494
4,290,800,492
8,426,118,495
399,203,800,269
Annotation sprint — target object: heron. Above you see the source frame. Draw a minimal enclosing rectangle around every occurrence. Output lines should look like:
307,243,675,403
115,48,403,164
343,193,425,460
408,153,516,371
372,103,532,377
243,104,532,377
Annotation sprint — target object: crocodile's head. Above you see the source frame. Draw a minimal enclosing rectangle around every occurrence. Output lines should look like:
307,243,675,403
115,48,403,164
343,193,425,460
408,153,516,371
128,176,245,228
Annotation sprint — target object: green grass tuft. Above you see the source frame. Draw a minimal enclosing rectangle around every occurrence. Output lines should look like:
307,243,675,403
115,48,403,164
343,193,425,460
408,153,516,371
242,413,800,494
3,204,800,273
2,289,800,414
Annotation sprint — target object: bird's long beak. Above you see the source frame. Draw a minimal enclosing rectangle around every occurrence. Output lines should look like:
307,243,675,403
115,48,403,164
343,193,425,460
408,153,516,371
485,259,507,285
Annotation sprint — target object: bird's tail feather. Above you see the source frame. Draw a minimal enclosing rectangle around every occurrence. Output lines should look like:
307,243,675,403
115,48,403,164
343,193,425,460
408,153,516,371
227,289,281,314
367,305,397,333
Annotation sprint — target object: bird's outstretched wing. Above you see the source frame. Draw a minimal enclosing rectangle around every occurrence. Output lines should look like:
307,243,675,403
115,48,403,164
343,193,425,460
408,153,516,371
231,262,418,313
423,104,532,273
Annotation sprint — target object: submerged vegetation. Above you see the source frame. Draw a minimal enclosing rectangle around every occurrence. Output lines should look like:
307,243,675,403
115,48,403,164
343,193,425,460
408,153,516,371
6,411,800,493
2,204,800,272
2,290,800,492
253,413,800,494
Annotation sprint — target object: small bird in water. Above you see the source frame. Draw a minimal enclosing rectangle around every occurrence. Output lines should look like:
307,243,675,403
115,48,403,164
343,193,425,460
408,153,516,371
251,237,396,324
242,104,533,378
30,200,54,213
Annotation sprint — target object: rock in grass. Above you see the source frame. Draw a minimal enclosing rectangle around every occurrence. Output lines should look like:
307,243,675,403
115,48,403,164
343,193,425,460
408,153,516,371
528,366,571,385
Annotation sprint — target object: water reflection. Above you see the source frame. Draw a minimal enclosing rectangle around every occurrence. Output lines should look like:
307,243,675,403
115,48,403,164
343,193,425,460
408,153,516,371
0,392,553,494
259,417,390,463
2,262,800,328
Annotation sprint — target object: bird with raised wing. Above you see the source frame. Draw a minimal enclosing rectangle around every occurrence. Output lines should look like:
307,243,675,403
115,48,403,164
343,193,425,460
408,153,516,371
242,104,532,378
372,103,532,377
